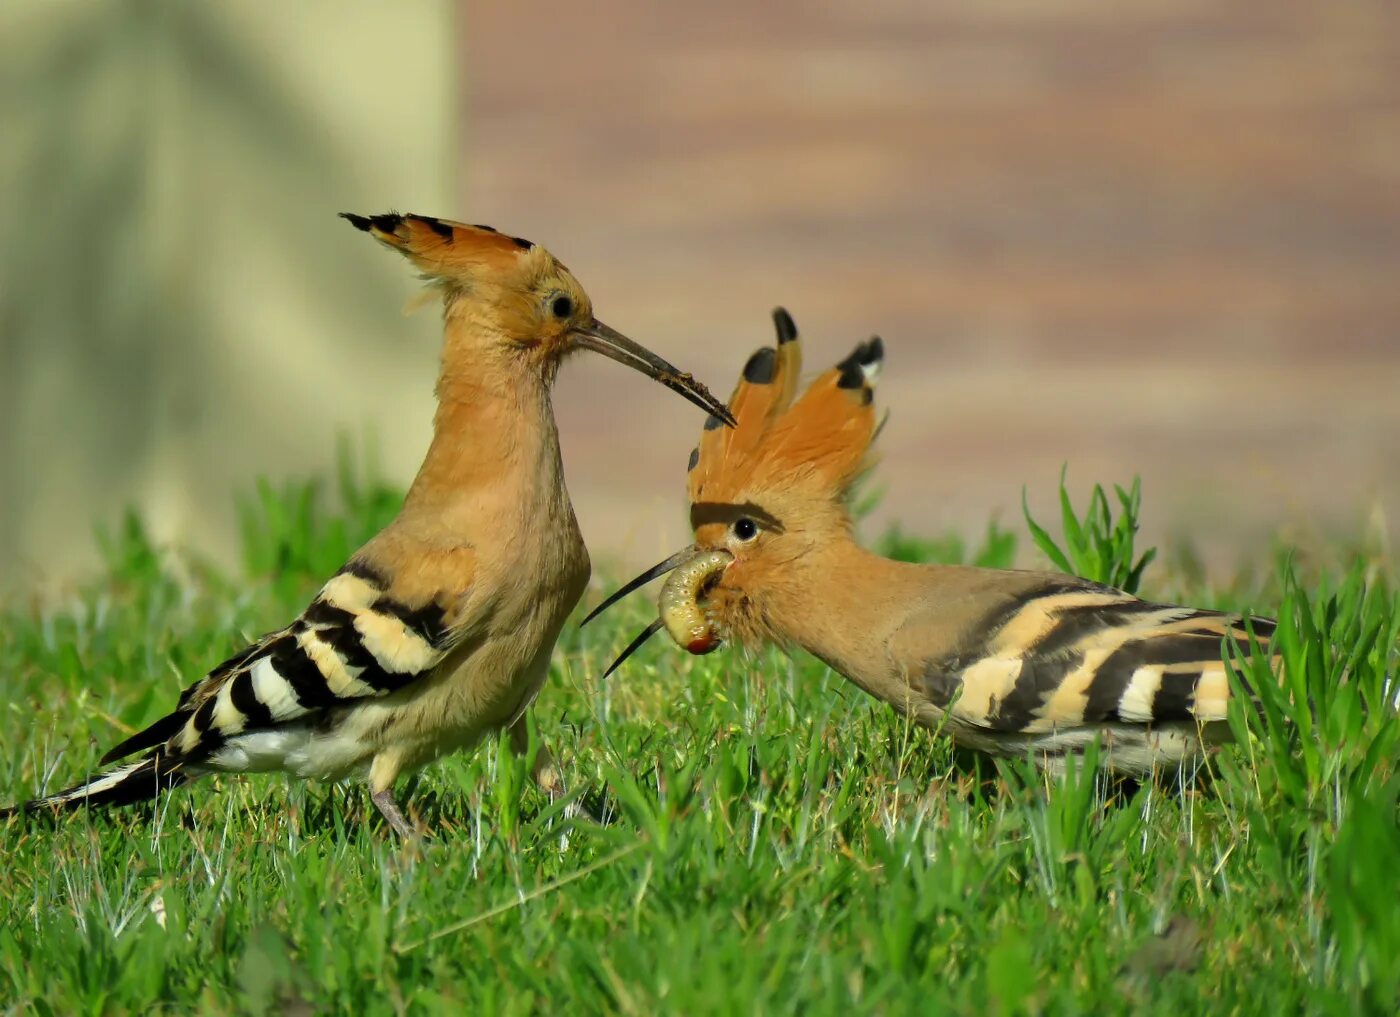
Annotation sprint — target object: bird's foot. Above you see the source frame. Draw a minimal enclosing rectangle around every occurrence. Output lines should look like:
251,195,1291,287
371,789,419,840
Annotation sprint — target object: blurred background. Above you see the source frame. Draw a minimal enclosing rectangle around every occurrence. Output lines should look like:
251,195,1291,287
3,0,1398,593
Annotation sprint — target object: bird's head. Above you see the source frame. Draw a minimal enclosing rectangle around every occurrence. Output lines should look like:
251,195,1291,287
342,212,734,422
585,307,883,671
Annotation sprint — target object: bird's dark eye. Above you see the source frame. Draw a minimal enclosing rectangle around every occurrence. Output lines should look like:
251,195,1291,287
551,295,574,319
733,518,758,541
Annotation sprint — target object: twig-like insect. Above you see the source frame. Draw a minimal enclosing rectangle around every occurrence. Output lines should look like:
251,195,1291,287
585,308,1279,775
659,550,732,653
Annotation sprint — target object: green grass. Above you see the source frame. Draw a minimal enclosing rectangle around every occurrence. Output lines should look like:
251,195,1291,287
1,464,1397,1015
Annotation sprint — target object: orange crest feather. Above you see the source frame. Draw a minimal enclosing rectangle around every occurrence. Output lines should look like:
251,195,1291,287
341,212,546,285
688,308,883,509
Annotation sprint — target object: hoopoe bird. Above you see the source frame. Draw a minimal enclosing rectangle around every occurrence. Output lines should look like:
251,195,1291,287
586,309,1276,775
2,212,734,835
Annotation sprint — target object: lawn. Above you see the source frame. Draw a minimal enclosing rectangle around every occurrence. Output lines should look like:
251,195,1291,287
1,463,1397,1015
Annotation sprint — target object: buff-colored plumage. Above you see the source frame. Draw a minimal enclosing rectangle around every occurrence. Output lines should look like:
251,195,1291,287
3,212,732,834
594,308,1277,776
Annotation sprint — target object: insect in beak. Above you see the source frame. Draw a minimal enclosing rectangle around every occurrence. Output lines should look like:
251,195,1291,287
658,550,733,654
572,320,737,426
593,548,733,680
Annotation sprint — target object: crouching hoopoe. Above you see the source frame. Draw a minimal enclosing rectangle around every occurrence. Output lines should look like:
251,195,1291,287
586,309,1277,775
1,213,734,835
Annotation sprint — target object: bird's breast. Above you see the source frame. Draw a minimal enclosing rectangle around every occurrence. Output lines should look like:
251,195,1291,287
366,503,589,768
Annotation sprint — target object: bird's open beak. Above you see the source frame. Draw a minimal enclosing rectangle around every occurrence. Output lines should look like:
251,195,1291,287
572,320,737,427
580,547,694,628
585,547,733,681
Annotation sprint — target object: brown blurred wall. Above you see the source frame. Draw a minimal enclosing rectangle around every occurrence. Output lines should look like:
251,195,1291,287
0,1,456,592
3,1,1397,593
465,0,1400,574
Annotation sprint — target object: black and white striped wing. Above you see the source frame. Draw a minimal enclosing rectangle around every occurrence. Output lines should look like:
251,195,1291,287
102,560,460,766
914,580,1276,735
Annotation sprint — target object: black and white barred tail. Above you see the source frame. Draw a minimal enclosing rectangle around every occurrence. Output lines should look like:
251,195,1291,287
1,752,187,817
2,557,454,820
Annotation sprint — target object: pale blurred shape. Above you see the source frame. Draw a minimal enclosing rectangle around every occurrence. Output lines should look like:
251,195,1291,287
0,0,456,591
6,1,1399,594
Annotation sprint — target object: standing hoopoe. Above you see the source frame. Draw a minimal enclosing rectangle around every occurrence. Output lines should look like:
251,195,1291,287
586,309,1276,775
2,212,734,835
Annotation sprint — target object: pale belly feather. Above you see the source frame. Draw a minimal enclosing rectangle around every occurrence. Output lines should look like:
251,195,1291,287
208,525,589,784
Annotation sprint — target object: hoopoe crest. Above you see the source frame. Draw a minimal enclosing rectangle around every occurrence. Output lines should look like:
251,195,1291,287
3,213,733,835
587,309,1278,775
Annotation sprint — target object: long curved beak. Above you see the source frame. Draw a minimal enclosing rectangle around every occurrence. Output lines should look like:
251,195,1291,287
599,619,666,681
573,320,736,427
580,547,693,627
583,548,690,681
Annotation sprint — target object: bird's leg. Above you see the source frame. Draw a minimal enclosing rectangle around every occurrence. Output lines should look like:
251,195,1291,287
369,753,418,838
509,714,609,824
508,713,563,800
370,788,416,839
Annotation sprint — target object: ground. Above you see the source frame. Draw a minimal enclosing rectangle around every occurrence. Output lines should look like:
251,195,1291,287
1,468,1396,1014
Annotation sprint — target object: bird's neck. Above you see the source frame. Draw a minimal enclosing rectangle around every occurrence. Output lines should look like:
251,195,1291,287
400,349,566,536
767,536,927,679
